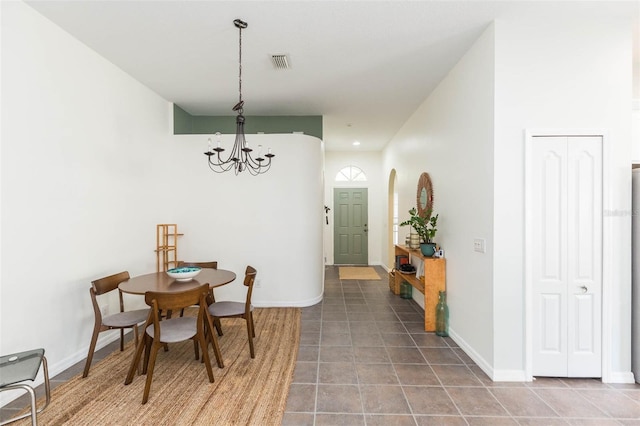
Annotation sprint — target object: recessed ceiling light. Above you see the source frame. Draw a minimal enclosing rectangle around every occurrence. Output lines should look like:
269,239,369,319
353,141,360,146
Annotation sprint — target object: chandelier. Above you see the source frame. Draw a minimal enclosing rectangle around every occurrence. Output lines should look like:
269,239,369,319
204,19,275,175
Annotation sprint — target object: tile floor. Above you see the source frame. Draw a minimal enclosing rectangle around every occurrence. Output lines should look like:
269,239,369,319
282,265,640,425
3,265,640,425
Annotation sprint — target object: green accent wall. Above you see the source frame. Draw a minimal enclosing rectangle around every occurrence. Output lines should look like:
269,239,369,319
173,104,322,140
173,104,193,133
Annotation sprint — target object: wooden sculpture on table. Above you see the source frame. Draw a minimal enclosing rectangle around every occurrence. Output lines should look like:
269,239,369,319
155,224,183,272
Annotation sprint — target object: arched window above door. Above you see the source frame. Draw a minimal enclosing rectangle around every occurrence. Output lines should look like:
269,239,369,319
335,165,367,182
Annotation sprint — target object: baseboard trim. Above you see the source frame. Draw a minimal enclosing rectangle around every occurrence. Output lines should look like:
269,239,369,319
448,328,529,382
253,293,323,308
492,369,528,382
448,328,494,379
606,371,636,384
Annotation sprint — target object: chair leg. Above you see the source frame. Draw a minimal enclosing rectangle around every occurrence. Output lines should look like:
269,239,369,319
130,325,138,374
214,318,223,336
0,384,36,426
14,385,37,426
143,334,152,374
211,332,224,368
246,317,255,359
26,386,36,426
82,325,101,378
142,342,161,404
163,310,172,352
197,334,215,383
41,356,51,412
125,332,148,385
250,312,256,338
193,339,199,360
205,317,224,368
120,329,125,351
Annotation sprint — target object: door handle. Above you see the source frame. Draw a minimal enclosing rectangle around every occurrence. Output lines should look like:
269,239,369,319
364,224,368,233
580,285,588,293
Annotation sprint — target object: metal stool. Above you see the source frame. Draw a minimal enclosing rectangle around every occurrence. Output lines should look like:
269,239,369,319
0,349,50,426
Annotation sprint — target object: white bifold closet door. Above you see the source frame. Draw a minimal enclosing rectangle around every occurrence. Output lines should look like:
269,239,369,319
532,136,602,377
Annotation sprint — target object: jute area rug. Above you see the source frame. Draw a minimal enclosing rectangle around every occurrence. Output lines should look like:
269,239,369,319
16,308,300,426
338,266,381,280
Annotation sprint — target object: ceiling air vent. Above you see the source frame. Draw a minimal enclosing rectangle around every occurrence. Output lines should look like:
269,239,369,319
271,54,290,70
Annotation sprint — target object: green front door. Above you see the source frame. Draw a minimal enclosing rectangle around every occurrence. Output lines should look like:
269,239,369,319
333,188,368,265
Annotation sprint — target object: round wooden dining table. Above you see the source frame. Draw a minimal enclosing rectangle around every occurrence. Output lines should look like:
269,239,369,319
118,268,236,295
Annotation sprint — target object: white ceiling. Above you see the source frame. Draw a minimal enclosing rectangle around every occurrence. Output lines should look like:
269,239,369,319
25,1,639,152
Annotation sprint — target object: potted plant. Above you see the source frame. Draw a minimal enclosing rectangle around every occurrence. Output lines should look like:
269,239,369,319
400,207,439,256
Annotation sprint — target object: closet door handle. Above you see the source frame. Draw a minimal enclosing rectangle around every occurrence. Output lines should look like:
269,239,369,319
580,285,588,293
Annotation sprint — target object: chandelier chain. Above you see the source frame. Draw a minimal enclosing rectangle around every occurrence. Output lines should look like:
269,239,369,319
238,22,242,107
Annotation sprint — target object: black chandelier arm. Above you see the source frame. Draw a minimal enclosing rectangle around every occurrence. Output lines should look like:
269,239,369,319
243,151,272,169
206,154,237,173
228,139,245,163
246,160,273,176
205,150,273,175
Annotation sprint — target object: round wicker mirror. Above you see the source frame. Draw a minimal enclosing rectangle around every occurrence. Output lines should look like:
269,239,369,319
416,172,434,218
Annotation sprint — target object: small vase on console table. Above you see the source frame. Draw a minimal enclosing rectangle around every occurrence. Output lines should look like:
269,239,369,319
420,242,436,257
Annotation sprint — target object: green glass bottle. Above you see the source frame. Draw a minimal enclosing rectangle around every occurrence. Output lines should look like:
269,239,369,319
435,290,449,337
400,281,412,299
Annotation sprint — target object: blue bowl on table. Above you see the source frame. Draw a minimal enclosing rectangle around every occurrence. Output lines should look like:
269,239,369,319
166,266,202,282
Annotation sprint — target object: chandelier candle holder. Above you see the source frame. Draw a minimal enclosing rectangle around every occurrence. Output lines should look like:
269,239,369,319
204,19,275,175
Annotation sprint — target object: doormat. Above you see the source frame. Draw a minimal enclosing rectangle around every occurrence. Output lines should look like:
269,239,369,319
339,267,381,280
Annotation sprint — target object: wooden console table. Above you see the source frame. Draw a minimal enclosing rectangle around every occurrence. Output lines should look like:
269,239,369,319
392,245,446,331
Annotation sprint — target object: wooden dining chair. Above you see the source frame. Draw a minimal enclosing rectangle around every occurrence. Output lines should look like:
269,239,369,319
83,271,149,378
177,261,218,270
175,261,221,335
124,284,223,404
207,266,257,358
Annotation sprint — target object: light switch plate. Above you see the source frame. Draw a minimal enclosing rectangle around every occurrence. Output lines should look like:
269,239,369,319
474,238,486,253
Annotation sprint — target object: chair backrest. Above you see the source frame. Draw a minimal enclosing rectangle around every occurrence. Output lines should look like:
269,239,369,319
90,271,130,318
144,284,209,312
177,261,218,269
243,266,257,310
243,266,257,287
91,271,130,296
144,284,211,341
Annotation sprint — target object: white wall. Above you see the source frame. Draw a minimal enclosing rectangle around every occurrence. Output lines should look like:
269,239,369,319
1,1,172,369
0,1,323,399
634,47,639,163
633,106,640,163
324,151,383,265
382,24,496,370
169,133,324,307
382,11,635,382
493,14,634,381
